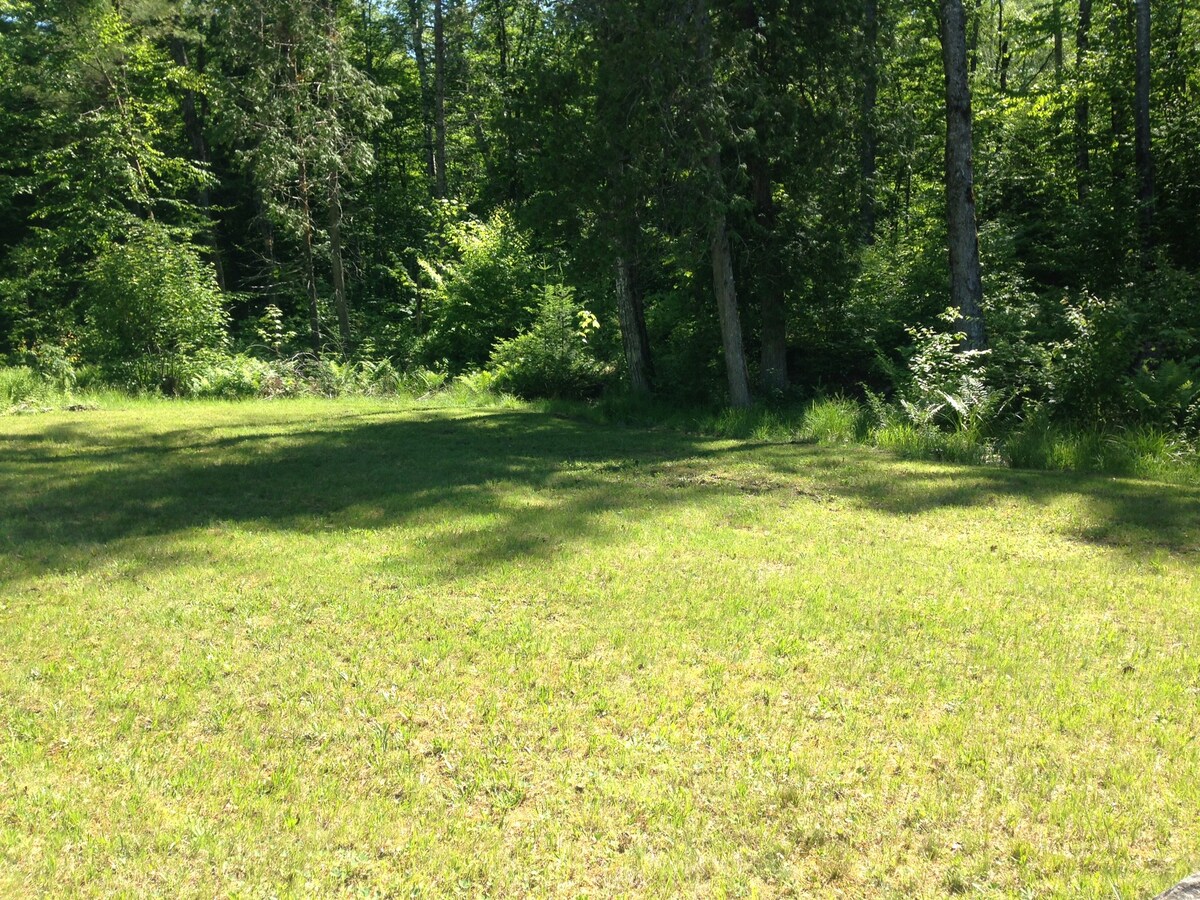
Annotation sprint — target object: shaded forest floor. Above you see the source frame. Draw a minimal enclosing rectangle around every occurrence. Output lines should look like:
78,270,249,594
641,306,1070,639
1,398,1198,897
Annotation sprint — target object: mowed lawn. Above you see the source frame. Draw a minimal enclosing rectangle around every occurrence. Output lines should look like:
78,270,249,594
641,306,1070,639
1,400,1198,898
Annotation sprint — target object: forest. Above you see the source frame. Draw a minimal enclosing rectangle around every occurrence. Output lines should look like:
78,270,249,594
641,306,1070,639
1,0,1198,455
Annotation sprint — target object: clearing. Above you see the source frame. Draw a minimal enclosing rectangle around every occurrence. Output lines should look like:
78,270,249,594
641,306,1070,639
1,399,1198,897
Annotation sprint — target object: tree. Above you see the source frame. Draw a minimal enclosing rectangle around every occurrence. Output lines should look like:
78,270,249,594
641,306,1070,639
216,0,383,353
1134,0,1154,255
692,1,752,407
938,0,986,351
861,0,880,246
1075,0,1092,201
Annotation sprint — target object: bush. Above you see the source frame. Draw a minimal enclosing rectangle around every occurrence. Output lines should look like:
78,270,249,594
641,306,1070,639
419,209,542,372
1043,293,1138,425
186,353,276,398
81,224,227,391
1128,359,1200,435
23,343,77,391
489,284,604,400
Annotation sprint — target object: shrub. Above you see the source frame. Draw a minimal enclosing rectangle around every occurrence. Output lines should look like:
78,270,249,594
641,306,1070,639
1044,293,1138,425
24,343,77,391
1128,359,1200,434
186,353,276,399
489,284,603,400
81,224,227,391
420,209,542,372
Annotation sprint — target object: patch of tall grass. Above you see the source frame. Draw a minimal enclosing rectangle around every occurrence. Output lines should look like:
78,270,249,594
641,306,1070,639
575,391,1199,482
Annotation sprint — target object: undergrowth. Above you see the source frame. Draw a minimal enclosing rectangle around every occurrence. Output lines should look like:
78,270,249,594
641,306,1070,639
546,393,1200,483
5,359,1197,482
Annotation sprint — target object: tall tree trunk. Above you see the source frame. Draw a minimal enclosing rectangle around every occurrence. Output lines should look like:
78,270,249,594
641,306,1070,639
939,0,987,351
409,0,436,181
494,0,516,199
1134,0,1154,255
596,9,654,396
860,0,879,245
614,251,653,394
433,0,448,198
1075,0,1092,200
707,179,753,408
693,2,752,407
739,0,788,392
328,171,351,350
256,192,280,307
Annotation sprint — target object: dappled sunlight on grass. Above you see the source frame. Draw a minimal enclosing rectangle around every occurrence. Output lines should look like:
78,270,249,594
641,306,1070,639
1,399,1198,897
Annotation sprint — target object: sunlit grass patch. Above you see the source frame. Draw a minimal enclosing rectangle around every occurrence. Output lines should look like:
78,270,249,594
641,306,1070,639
1,398,1198,897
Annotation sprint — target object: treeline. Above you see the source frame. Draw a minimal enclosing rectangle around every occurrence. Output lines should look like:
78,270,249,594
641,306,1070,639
1,0,1198,431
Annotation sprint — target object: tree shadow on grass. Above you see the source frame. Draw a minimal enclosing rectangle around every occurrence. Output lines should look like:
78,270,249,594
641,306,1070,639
750,442,1200,556
1,407,1197,591
0,409,744,588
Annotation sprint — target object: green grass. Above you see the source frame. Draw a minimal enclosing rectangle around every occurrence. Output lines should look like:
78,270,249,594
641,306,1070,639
2,398,1198,897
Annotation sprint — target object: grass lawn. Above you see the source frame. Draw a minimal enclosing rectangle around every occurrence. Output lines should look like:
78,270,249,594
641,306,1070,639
2,398,1198,898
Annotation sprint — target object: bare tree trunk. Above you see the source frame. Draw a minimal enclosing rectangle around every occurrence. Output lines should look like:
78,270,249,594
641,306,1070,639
255,191,281,307
433,0,448,198
692,1,752,407
737,0,788,392
1075,0,1092,201
860,0,879,245
939,0,987,351
1109,7,1130,188
708,183,753,408
1134,0,1155,255
614,252,653,394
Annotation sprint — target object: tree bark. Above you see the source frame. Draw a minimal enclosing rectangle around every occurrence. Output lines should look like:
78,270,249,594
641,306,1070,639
939,0,987,351
1134,0,1154,254
433,0,448,198
860,0,879,245
614,252,653,394
595,8,655,396
692,2,752,407
739,0,788,392
1075,0,1092,201
707,180,753,408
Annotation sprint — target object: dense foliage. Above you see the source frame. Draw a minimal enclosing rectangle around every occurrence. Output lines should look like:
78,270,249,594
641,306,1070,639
1,0,1198,434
